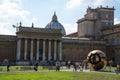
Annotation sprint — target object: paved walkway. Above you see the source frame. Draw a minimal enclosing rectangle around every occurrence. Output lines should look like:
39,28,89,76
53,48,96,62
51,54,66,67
60,68,120,75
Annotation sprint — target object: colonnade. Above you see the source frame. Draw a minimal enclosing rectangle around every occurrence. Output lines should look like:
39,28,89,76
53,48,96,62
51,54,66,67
16,38,62,61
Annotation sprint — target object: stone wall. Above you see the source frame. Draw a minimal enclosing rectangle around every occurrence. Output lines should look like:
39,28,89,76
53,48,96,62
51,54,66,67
0,41,16,61
62,38,106,62
78,20,94,38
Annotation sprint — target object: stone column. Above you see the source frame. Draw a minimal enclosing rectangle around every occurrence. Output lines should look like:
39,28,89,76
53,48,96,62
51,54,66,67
36,39,39,61
42,39,46,61
48,40,51,60
54,40,57,60
59,40,62,61
16,38,21,60
30,39,33,61
24,39,27,60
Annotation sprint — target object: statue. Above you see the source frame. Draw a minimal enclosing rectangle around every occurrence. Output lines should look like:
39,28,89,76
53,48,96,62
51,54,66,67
19,22,22,27
87,50,107,71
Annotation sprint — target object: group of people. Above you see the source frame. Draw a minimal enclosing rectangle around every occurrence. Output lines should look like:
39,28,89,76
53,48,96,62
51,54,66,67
5,61,88,72
66,61,88,72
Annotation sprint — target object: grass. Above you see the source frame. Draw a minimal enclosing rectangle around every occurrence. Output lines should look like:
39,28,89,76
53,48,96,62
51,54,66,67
0,66,119,80
0,71,120,80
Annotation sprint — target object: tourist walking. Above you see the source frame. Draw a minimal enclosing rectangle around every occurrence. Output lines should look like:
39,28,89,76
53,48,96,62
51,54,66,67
7,64,10,72
34,62,38,71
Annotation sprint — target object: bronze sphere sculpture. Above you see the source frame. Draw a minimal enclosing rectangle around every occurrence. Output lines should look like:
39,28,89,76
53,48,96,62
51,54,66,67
87,50,107,71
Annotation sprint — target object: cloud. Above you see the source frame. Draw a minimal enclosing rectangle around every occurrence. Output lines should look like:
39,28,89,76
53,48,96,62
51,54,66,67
0,22,13,35
63,23,77,34
93,0,106,6
0,0,32,35
92,0,114,6
0,0,29,20
66,0,84,9
65,0,114,10
32,17,38,23
114,18,120,24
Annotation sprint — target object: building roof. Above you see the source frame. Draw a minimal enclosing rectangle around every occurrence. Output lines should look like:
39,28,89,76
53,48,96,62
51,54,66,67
77,18,96,23
17,26,61,34
62,37,106,45
64,32,78,37
45,12,66,35
0,35,17,41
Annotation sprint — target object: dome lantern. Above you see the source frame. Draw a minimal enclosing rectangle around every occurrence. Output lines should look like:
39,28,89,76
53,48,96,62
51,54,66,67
45,12,66,35
52,12,58,22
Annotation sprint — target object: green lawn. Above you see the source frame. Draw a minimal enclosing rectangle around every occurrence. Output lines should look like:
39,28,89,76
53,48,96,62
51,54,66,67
0,66,119,80
0,71,120,80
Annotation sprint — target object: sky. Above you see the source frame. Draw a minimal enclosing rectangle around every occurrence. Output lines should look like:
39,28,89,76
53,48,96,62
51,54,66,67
0,0,120,35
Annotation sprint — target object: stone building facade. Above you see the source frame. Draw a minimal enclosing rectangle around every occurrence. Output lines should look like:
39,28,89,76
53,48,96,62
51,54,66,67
0,35,16,61
102,24,120,64
0,6,120,65
77,6,114,39
62,37,106,62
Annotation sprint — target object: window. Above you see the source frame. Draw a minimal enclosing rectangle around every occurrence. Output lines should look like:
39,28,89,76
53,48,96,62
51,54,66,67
106,22,108,25
106,14,109,18
109,38,115,45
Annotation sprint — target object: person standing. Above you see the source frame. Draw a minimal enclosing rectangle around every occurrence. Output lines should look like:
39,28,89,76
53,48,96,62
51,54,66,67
56,61,60,71
73,62,77,72
34,62,38,71
67,61,71,69
7,64,10,72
